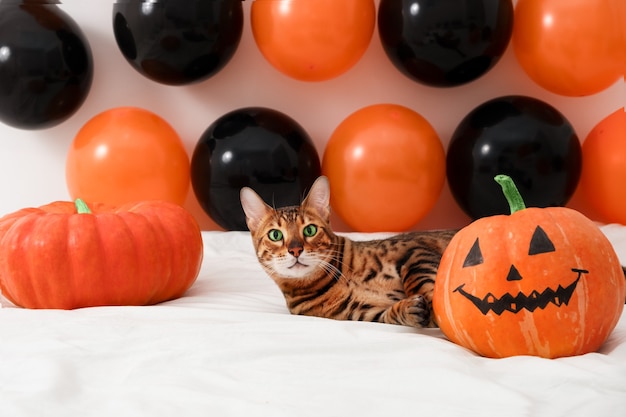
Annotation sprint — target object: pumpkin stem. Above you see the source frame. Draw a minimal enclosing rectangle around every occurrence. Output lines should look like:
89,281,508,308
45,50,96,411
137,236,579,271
75,198,92,214
495,175,526,214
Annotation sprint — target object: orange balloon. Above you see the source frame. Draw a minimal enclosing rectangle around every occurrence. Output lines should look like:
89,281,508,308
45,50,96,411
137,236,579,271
251,0,375,82
578,108,626,223
66,107,190,205
322,104,445,232
512,0,622,96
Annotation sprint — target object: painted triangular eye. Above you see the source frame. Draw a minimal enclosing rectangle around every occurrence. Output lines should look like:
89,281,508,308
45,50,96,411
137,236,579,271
463,238,484,268
529,226,556,255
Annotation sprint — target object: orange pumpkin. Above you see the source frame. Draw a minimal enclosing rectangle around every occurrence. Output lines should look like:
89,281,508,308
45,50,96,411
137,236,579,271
433,175,625,358
0,199,203,309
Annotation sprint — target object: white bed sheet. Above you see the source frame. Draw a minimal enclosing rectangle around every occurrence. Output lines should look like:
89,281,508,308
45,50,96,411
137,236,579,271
0,228,625,417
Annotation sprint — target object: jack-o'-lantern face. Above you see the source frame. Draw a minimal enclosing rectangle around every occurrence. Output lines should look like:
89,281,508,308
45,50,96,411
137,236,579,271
432,177,625,359
454,226,588,315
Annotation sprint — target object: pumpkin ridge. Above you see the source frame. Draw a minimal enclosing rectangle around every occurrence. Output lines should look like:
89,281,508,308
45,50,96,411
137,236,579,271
0,214,41,307
143,207,189,302
134,209,175,303
107,211,164,306
32,214,72,308
164,204,202,291
68,211,106,308
115,211,164,304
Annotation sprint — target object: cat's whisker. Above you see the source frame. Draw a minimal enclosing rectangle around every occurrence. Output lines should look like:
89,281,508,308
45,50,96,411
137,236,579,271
317,260,346,283
307,249,348,274
319,249,355,276
260,262,279,276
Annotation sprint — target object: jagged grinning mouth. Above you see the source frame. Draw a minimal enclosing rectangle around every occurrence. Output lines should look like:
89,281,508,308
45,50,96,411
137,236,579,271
453,268,589,316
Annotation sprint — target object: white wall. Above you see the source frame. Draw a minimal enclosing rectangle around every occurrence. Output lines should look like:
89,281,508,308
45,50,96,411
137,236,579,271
0,0,623,231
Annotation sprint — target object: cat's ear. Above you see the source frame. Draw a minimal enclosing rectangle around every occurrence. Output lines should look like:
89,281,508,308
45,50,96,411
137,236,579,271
303,176,331,220
240,187,272,232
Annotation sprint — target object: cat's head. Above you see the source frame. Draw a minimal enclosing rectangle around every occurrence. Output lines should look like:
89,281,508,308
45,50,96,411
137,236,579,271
240,177,337,279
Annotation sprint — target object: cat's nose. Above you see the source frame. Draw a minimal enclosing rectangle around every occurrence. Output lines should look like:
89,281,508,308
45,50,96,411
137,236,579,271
288,243,303,258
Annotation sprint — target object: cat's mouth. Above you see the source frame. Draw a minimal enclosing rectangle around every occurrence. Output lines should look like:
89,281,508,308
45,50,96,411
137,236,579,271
288,260,309,269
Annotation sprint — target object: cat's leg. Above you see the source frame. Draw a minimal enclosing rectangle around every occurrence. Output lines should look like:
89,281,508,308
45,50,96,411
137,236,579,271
380,295,434,328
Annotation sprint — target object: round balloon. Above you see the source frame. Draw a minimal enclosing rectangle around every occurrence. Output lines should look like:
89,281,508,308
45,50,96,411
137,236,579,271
322,104,445,232
0,1,93,129
66,107,190,205
378,0,514,87
512,0,622,96
191,107,322,231
113,0,243,85
578,108,626,223
446,96,582,219
251,0,375,82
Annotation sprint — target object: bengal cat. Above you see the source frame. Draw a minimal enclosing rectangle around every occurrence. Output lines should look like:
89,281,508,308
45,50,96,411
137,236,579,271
240,176,456,328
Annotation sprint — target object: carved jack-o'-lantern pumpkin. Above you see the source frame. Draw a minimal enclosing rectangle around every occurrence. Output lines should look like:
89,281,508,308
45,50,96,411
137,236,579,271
433,175,625,358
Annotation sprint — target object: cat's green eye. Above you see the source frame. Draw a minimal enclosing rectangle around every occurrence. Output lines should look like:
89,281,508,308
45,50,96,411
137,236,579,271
268,229,283,242
303,224,318,238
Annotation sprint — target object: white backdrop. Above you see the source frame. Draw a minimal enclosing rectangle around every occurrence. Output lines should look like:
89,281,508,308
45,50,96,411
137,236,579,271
0,0,623,231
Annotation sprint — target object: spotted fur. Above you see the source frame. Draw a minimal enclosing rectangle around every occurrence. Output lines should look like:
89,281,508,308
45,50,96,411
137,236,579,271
240,177,456,328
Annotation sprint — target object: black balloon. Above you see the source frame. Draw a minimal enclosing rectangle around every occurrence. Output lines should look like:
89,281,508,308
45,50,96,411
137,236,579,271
446,95,582,219
191,107,322,231
112,0,243,86
0,0,93,130
378,0,513,87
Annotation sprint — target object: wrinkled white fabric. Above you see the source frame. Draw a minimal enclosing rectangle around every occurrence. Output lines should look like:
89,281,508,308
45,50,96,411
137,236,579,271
0,229,624,417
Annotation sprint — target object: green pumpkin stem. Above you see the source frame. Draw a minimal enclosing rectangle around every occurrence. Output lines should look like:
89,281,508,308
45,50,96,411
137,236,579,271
75,198,92,214
494,175,526,214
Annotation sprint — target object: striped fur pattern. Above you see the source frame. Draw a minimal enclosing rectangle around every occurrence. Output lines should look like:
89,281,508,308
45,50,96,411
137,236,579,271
240,177,456,328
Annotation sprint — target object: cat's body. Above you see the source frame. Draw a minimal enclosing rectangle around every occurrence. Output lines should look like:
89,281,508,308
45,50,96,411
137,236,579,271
240,176,456,328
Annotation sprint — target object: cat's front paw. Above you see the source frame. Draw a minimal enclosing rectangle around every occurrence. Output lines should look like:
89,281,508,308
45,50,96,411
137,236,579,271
403,295,433,328
383,295,433,328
